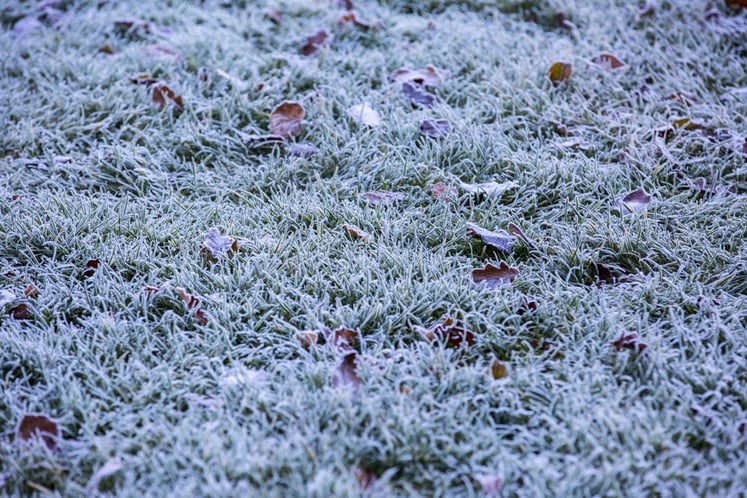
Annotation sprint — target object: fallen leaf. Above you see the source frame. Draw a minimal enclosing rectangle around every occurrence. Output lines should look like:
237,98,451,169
12,16,44,37
329,327,358,352
667,91,698,105
338,11,373,30
420,119,450,137
270,101,305,140
332,351,362,390
415,316,476,347
343,224,372,242
355,466,376,490
592,53,625,69
611,332,647,354
265,8,283,24
490,358,507,379
143,286,162,298
83,259,101,278
347,103,381,127
548,62,572,86
128,74,157,85
23,284,40,298
200,228,239,260
287,143,318,158
460,180,518,197
518,298,539,315
431,183,458,200
17,414,59,450
151,82,183,111
177,289,208,325
362,191,405,206
142,44,182,60
97,43,114,54
402,81,438,108
683,177,719,194
301,30,332,56
476,474,503,495
671,117,703,130
296,330,318,348
8,303,31,320
466,223,513,255
86,457,123,493
471,262,518,289
591,261,626,285
507,223,536,249
389,65,447,87
615,187,651,214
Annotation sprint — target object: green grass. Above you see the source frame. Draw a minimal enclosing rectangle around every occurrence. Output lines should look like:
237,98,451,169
1,0,746,496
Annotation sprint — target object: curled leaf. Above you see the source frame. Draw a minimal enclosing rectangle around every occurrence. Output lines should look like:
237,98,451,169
17,414,59,450
329,327,358,352
347,103,381,127
592,53,625,69
402,82,438,108
415,315,476,347
420,119,450,137
177,289,208,325
548,62,572,85
471,262,518,289
200,228,239,260
611,332,647,354
466,223,513,255
343,224,372,242
270,101,305,139
507,222,536,249
301,30,332,56
615,187,651,214
152,82,183,111
129,74,157,85
362,191,405,206
338,11,373,30
389,65,447,87
332,351,362,390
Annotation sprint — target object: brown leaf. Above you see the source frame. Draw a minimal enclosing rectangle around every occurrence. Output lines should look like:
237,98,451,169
471,262,518,289
507,222,536,249
270,101,305,140
667,91,698,106
343,224,372,242
415,316,476,347
466,223,513,255
97,43,114,55
420,119,450,137
615,187,651,214
671,117,703,131
362,191,405,206
151,82,183,111
301,30,332,56
490,357,507,379
177,289,208,325
23,284,40,298
591,262,627,285
548,62,572,86
142,44,182,60
265,8,283,24
355,466,376,490
17,414,59,450
611,332,647,354
431,183,458,200
460,180,518,197
143,286,162,299
332,351,362,390
83,259,101,278
518,298,538,315
402,82,438,108
8,302,32,320
592,53,625,69
329,327,358,352
389,65,447,87
347,103,382,127
296,331,318,348
128,74,157,85
200,228,239,260
338,11,373,31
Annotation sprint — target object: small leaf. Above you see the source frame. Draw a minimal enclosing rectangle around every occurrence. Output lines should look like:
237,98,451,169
592,53,625,69
490,358,507,379
86,458,123,493
389,65,448,87
270,101,305,139
471,262,518,289
143,286,162,299
338,11,373,31
548,62,572,85
343,224,372,242
113,19,152,34
8,302,32,320
431,183,458,200
507,223,536,249
667,91,698,106
615,187,651,214
466,223,513,255
362,191,405,206
727,0,747,7
97,43,114,54
17,414,59,450
671,117,702,130
347,103,381,127
301,30,332,56
23,284,40,298
420,119,450,137
414,315,476,347
128,74,157,85
460,180,518,197
329,327,358,352
355,466,376,490
151,82,183,111
402,82,438,108
200,228,239,260
296,331,318,348
177,289,208,325
332,351,362,390
591,262,627,285
637,1,655,20
611,332,647,354
83,259,101,278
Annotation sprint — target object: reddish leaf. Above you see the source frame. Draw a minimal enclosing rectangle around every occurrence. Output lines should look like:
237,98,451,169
338,11,374,31
466,223,513,255
615,187,651,214
548,62,572,86
591,261,622,285
507,222,536,249
728,0,747,7
296,330,319,348
471,262,518,289
270,101,305,139
329,327,358,352
611,332,647,354
343,224,372,242
301,30,332,56
83,259,101,278
355,466,376,490
402,82,438,108
431,183,458,200
592,53,625,69
143,286,162,299
490,357,507,379
332,351,362,390
17,414,59,450
97,43,114,55
362,191,405,206
8,302,32,320
23,284,40,298
177,289,208,325
420,119,450,137
415,316,476,347
389,65,447,87
128,74,157,85
151,82,183,111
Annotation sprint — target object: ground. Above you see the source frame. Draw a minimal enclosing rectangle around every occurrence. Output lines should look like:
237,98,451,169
1,0,746,496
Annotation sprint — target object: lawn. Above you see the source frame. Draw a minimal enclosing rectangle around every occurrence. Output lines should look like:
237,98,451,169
1,0,746,496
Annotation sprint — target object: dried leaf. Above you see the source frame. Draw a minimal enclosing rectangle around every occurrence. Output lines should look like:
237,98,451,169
200,228,239,260
329,327,358,352
347,103,382,127
355,466,376,490
151,82,183,111
671,117,703,130
389,65,447,87
296,331,318,348
338,11,373,30
591,262,627,285
362,191,405,206
415,315,476,347
420,119,450,137
402,82,438,108
668,91,698,105
490,358,507,379
83,259,101,278
270,101,305,139
142,44,182,60
265,8,283,24
287,143,318,158
592,53,625,69
518,298,538,315
23,284,40,298
611,332,647,354
8,302,32,320
332,351,362,390
86,458,123,493
301,30,332,56
615,187,651,214
177,289,208,325
128,74,157,85
548,62,572,86
97,43,114,54
343,224,372,242
471,262,518,289
143,286,162,299
17,414,59,450
460,180,518,197
466,223,513,255
431,183,458,200
507,222,536,249
476,474,503,495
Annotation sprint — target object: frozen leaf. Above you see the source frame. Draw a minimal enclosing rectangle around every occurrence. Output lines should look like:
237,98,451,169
343,224,372,242
0,289,15,307
338,11,374,30
270,101,305,139
592,53,625,69
615,187,651,214
507,222,536,249
177,289,208,325
362,191,405,206
611,332,647,354
402,81,438,108
518,298,539,315
287,143,318,158
8,303,31,320
265,8,283,24
17,414,59,450
143,286,162,299
415,315,476,347
129,74,157,85
389,65,447,87
420,119,450,137
23,284,40,298
332,351,362,390
86,457,123,493
591,262,627,285
83,259,101,278
471,262,518,289
296,330,319,348
548,62,572,86
347,103,381,127
431,183,458,200
329,327,358,352
460,180,518,197
476,474,503,495
490,358,507,379
200,228,239,260
13,16,44,37
151,82,183,111
355,466,376,490
466,223,513,255
97,43,114,54
142,44,182,60
301,30,332,56
671,117,703,130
